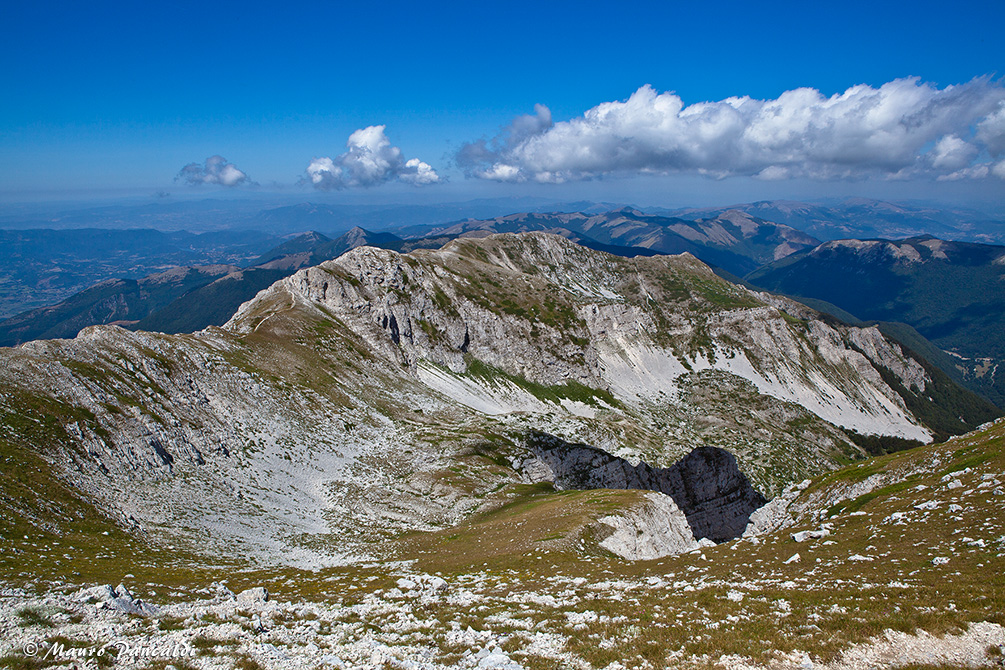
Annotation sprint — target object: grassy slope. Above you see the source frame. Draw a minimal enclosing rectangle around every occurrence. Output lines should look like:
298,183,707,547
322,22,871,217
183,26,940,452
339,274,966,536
375,420,1005,667
0,391,242,592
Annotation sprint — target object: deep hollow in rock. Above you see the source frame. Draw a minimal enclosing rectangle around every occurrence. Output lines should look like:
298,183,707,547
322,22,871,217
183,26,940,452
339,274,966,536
523,431,767,543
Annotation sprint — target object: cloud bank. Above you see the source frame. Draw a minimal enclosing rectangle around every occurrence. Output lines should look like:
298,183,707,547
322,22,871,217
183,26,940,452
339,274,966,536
176,156,250,187
457,78,1005,183
306,126,440,190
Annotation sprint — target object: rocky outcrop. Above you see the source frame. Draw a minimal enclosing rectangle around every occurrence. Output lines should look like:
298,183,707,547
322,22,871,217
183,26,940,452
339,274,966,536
521,432,767,543
597,492,699,559
75,584,160,616
666,447,770,541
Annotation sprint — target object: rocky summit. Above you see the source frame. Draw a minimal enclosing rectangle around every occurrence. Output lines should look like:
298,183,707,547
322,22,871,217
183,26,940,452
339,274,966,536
1,232,1002,669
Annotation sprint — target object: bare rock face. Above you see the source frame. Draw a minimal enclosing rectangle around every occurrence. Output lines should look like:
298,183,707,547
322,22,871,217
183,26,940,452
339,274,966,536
665,447,768,542
597,492,699,559
523,432,767,543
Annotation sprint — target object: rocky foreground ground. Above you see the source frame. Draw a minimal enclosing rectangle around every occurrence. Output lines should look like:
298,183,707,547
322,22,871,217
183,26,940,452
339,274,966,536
2,570,1003,670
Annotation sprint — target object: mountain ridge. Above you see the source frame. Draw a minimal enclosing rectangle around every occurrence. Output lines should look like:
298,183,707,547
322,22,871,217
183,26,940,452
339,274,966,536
425,208,819,276
748,235,1005,407
672,198,1005,244
1,233,993,570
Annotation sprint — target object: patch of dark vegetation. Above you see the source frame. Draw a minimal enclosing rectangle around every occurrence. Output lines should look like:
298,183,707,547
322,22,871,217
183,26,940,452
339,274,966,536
841,429,925,457
858,336,1002,442
465,357,620,409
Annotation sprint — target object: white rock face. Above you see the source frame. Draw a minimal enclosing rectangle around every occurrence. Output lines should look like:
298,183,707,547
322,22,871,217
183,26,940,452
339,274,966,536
236,587,269,605
598,492,698,560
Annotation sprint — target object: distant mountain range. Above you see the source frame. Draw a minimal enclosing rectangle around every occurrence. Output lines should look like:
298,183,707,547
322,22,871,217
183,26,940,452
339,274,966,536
0,265,240,345
425,207,820,276
0,228,277,318
5,195,1002,242
0,196,625,234
245,200,615,235
671,198,1005,244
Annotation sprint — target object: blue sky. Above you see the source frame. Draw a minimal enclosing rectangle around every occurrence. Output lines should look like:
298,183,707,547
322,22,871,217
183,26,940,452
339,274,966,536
2,0,1003,207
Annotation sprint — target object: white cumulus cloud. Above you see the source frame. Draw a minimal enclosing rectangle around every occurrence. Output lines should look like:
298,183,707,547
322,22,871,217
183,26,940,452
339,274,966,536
176,155,251,187
305,126,440,190
457,77,1005,182
976,102,1005,157
929,135,978,170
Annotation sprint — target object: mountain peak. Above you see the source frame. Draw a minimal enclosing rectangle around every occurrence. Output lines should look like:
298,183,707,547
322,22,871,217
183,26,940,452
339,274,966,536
608,206,645,217
339,226,372,243
252,230,333,266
